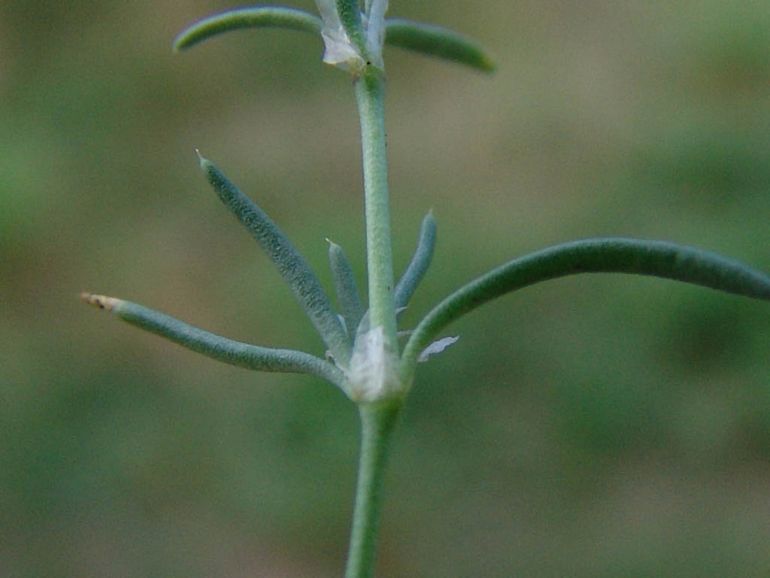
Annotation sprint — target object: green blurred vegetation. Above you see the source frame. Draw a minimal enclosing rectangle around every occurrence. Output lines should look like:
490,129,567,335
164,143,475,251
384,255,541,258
2,1,769,576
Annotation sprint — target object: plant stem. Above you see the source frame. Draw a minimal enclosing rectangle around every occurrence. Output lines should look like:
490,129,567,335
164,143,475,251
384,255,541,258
344,401,402,578
345,63,401,578
354,67,398,346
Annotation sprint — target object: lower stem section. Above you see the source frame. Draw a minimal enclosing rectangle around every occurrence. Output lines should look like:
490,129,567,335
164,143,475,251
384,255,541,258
344,401,402,578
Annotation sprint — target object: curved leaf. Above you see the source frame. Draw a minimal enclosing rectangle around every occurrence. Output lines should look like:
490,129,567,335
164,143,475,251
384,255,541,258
81,293,348,389
401,238,770,374
385,18,495,72
394,211,436,309
173,7,322,52
199,154,351,367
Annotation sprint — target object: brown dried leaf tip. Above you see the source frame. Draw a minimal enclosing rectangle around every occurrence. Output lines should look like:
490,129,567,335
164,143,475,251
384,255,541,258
80,292,120,311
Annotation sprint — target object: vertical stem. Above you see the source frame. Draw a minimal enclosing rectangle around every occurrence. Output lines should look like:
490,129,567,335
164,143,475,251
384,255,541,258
344,401,402,578
354,67,398,346
346,62,401,578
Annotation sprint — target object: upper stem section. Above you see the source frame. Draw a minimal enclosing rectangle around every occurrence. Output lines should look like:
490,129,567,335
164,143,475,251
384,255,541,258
347,67,405,402
355,68,397,345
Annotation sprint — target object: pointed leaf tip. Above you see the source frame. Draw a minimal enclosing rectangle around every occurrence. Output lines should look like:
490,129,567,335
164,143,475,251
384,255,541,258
195,148,207,165
81,292,121,311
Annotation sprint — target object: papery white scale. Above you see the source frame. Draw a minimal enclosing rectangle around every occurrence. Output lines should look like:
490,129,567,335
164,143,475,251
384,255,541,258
418,335,459,363
347,325,403,402
364,0,388,69
314,0,388,72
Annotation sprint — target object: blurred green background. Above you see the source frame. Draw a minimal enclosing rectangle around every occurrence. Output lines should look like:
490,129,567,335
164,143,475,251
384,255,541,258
2,1,770,576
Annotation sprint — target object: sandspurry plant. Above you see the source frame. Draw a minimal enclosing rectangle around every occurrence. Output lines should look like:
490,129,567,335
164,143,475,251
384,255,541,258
82,2,770,576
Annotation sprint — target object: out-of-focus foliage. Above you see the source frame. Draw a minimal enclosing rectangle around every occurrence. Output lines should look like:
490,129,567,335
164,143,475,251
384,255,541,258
1,1,769,576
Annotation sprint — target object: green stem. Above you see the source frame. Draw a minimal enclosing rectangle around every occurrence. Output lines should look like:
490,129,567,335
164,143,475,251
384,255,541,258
354,67,398,347
344,401,402,578
346,58,402,578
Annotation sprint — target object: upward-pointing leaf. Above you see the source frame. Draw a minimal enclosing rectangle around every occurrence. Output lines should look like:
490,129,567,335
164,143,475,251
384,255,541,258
199,154,351,367
328,239,366,336
394,211,437,310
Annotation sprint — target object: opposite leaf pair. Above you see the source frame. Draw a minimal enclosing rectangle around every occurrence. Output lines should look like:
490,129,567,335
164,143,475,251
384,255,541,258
83,153,770,404
172,5,495,73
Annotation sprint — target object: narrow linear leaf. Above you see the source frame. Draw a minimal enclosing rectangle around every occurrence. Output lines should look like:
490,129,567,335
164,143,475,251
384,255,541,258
198,154,351,366
394,211,437,310
80,293,347,388
173,7,322,52
328,239,366,336
402,237,770,373
385,18,495,73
